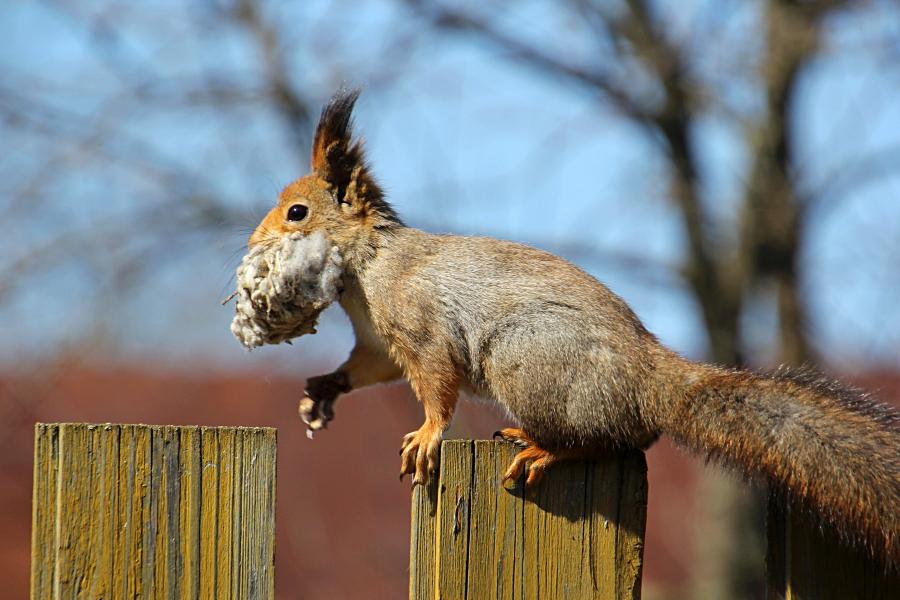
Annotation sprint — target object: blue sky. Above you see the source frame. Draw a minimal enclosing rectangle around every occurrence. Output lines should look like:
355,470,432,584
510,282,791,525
1,0,899,373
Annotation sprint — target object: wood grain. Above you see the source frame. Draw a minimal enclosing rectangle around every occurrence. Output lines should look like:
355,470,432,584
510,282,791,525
410,440,648,600
30,423,277,600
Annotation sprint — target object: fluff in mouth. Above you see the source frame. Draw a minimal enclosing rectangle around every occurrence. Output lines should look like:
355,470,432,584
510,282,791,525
228,230,343,349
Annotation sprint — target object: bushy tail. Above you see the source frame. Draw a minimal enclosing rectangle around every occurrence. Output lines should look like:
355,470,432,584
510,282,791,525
665,364,900,565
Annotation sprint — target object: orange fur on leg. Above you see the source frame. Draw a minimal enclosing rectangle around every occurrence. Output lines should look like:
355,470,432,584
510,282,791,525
398,360,460,485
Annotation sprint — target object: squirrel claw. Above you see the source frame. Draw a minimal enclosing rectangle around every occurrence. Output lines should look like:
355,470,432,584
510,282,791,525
398,423,442,487
308,419,327,432
494,427,533,449
298,396,315,424
298,391,336,432
299,372,348,432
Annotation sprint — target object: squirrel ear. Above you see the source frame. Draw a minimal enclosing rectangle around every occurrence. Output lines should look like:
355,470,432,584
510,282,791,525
310,88,400,224
311,88,362,198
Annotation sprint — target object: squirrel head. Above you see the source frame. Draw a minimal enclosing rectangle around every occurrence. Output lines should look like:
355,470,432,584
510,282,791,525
249,88,401,266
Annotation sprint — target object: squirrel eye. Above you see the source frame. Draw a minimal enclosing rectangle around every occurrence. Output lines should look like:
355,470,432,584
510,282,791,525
286,204,308,222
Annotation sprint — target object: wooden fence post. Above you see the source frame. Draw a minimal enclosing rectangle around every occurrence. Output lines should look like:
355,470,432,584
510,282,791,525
410,440,647,600
766,495,900,599
30,423,277,600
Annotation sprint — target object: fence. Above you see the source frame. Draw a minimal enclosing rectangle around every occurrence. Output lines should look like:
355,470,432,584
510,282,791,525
29,424,899,599
409,440,648,600
30,423,276,599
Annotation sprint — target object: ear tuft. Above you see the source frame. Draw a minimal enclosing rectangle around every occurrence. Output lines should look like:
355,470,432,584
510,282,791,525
309,88,401,225
311,87,361,183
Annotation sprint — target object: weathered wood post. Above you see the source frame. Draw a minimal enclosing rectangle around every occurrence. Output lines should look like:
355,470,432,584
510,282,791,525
766,496,900,599
410,440,647,600
31,423,277,600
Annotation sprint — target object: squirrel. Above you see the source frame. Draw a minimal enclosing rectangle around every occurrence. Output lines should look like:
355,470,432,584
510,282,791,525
248,88,900,565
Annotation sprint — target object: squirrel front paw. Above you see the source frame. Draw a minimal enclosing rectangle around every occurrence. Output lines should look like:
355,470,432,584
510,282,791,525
299,372,350,435
399,422,443,486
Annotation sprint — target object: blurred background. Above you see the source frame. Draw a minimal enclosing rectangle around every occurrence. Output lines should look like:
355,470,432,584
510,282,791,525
2,0,900,598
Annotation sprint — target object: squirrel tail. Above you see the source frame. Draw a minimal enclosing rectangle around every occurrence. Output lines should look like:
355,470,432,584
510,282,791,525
663,363,900,565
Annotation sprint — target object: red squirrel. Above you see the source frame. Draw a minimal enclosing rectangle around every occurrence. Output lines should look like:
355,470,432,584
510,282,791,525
248,89,899,565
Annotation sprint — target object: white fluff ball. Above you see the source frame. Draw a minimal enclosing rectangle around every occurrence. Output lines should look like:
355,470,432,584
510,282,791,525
230,230,343,349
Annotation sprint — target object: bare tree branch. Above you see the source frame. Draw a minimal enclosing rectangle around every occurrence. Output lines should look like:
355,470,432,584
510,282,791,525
233,0,314,157
404,0,653,126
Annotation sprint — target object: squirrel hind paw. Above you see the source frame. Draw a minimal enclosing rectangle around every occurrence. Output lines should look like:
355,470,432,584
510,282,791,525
500,437,593,489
